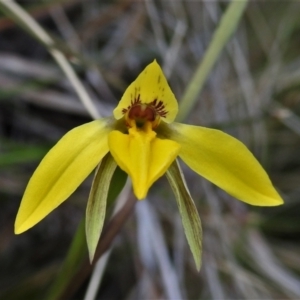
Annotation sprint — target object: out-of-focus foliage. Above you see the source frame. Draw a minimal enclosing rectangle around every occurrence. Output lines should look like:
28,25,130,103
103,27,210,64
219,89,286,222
1,1,300,299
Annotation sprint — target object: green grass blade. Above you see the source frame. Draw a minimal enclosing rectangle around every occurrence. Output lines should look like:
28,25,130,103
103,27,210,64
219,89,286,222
177,0,248,121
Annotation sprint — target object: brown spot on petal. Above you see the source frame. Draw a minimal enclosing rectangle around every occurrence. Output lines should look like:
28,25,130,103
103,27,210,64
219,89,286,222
121,94,141,114
150,99,168,118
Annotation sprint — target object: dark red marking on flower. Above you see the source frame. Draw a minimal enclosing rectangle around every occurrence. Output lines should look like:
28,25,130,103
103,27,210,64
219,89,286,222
150,99,167,117
122,94,141,114
128,105,156,122
122,94,168,121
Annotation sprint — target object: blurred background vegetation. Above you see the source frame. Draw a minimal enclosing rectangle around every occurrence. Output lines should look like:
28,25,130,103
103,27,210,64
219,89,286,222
1,0,300,299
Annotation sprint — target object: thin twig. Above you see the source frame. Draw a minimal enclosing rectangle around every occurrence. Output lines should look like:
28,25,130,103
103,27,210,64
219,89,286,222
0,0,100,120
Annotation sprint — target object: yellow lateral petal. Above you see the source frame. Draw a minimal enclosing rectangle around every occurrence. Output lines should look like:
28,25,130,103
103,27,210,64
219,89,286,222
15,119,111,234
170,123,283,206
113,60,178,123
108,129,180,199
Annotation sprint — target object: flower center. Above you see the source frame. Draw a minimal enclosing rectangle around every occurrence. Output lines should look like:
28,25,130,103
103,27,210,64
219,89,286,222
126,104,159,129
129,103,155,121
123,95,166,129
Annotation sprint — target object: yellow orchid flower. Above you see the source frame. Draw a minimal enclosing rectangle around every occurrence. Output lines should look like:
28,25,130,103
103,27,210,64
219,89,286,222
15,61,283,266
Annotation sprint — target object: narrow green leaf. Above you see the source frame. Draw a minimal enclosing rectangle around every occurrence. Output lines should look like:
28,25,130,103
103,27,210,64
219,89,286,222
166,159,202,270
107,166,127,207
177,0,248,121
0,147,47,168
86,153,117,262
45,156,125,299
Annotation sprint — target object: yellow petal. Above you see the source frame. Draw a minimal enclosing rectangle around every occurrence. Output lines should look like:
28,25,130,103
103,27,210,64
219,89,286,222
169,123,283,206
108,129,180,199
113,60,178,123
15,119,111,234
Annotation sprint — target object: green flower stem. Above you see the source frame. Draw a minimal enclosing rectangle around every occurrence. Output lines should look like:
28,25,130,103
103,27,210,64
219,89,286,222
45,164,128,299
45,219,87,300
177,0,248,122
57,193,136,300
